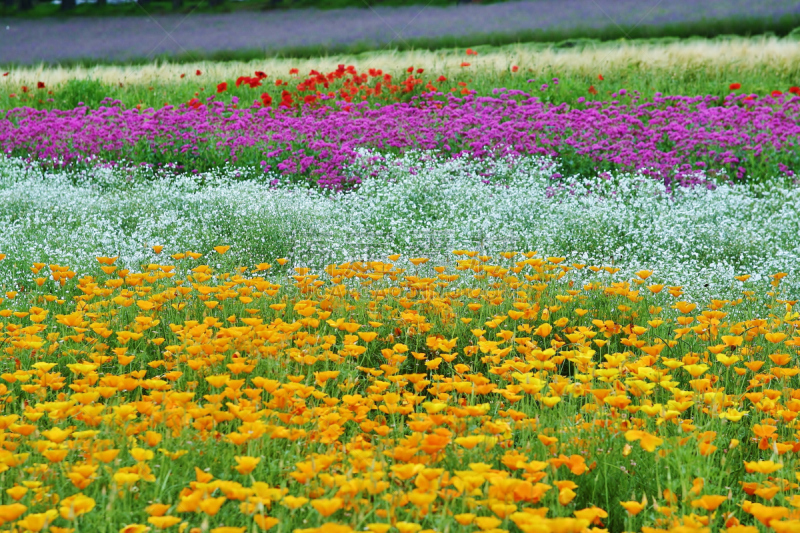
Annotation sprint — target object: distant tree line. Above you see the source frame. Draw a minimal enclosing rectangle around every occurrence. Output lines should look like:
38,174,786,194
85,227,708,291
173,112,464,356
9,0,275,10
9,0,474,12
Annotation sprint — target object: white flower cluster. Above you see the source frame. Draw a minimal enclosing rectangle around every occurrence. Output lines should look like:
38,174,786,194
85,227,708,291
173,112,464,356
0,153,797,303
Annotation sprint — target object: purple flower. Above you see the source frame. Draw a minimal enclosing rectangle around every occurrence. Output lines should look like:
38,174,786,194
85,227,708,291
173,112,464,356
0,91,797,190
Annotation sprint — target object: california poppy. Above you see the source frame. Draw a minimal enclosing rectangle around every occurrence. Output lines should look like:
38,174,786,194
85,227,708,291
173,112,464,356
620,498,646,515
691,495,727,511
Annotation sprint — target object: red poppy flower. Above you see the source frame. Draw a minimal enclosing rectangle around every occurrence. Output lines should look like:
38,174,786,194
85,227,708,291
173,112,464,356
275,79,283,86
216,82,228,93
37,81,45,89
196,70,202,76
2,72,8,76
466,48,477,56
460,62,471,67
790,86,800,95
180,73,186,78
437,75,447,82
21,85,28,93
255,71,267,79
729,83,741,90
260,93,273,106
416,68,424,74
511,65,519,72
771,90,783,97
407,66,414,73
588,85,598,95
289,68,299,75
598,74,604,81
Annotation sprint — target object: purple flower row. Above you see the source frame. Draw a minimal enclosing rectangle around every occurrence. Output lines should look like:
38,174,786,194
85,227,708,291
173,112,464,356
1,90,798,188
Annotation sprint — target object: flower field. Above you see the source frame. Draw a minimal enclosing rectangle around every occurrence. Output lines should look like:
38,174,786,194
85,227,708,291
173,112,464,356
1,36,800,533
3,88,800,187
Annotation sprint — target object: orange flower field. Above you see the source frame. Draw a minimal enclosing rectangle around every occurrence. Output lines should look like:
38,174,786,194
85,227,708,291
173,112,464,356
0,249,798,533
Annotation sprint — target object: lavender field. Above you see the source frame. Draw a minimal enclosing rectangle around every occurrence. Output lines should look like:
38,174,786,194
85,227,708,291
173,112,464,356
1,0,799,63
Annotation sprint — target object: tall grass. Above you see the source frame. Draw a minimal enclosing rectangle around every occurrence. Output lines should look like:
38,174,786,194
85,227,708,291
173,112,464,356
2,36,799,111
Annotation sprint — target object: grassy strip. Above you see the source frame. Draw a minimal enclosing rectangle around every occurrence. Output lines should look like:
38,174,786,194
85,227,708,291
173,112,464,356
3,37,800,112
2,14,800,69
